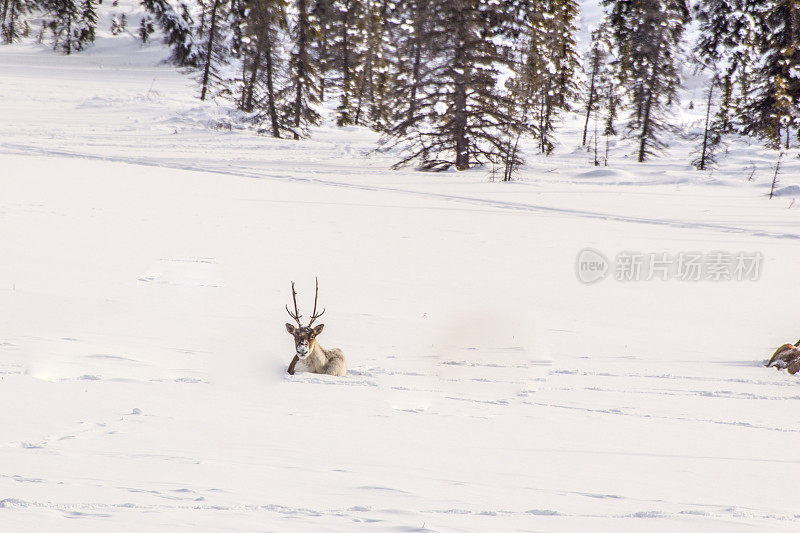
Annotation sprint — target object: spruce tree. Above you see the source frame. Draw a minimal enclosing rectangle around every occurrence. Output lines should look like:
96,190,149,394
508,1,549,152
693,76,722,170
510,0,579,155
141,0,196,66
385,0,529,171
77,0,96,46
582,23,612,147
196,0,230,101
236,0,289,138
540,0,581,153
384,0,437,136
330,0,366,126
550,0,581,110
2,0,31,44
287,0,322,138
313,0,334,100
353,0,391,129
604,0,690,162
45,0,98,53
138,15,154,43
743,0,800,149
694,0,763,133
110,13,126,35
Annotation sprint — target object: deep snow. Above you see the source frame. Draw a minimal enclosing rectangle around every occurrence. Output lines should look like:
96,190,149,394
1,2,800,531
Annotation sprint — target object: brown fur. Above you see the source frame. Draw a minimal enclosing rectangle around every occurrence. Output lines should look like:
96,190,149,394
294,342,347,376
287,355,300,375
285,323,346,376
766,340,800,372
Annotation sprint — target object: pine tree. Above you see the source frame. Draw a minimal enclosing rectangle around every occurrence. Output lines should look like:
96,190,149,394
603,78,620,138
384,0,437,136
714,66,734,133
536,0,580,154
287,0,322,138
694,1,739,68
236,0,290,138
110,13,127,35
2,0,29,44
138,14,155,43
550,0,581,110
45,0,98,53
510,0,580,155
743,0,800,149
582,23,612,147
693,76,722,169
141,0,196,66
196,0,231,100
508,1,549,152
330,0,366,125
604,0,690,162
694,0,763,133
77,0,96,46
352,0,391,129
313,0,334,100
386,0,529,171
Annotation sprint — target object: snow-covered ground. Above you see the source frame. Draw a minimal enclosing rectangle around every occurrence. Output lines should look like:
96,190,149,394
2,4,800,531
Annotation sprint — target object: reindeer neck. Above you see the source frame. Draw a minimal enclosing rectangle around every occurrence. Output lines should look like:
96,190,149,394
304,340,328,371
311,339,327,358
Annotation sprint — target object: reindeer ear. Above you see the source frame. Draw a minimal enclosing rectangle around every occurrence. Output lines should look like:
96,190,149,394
312,324,324,336
285,323,296,334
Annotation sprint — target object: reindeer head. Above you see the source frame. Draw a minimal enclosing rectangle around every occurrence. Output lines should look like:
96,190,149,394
285,278,325,360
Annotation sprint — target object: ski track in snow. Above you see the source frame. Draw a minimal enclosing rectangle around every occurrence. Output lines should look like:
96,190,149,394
2,141,799,242
1,496,798,525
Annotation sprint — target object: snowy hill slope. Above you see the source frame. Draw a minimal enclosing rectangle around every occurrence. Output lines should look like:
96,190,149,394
2,3,800,532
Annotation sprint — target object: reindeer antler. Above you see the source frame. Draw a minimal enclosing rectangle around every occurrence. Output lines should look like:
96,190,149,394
286,281,302,326
308,277,326,326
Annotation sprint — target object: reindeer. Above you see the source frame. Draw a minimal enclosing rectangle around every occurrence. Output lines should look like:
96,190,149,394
285,279,347,376
766,339,800,374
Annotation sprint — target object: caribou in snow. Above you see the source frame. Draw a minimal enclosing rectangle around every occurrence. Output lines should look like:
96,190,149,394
285,279,347,376
766,339,800,374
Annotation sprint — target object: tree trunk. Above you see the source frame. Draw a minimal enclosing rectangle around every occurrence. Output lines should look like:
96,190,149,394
698,80,714,170
718,69,732,132
1,0,10,27
6,0,18,43
638,91,653,163
354,35,373,125
786,124,791,151
604,81,616,136
593,111,599,166
407,7,423,128
318,7,328,102
542,94,553,154
582,60,597,146
243,48,262,112
200,0,221,101
452,6,469,171
238,60,248,110
264,34,281,138
339,3,350,124
538,88,547,153
65,13,72,55
293,0,308,139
